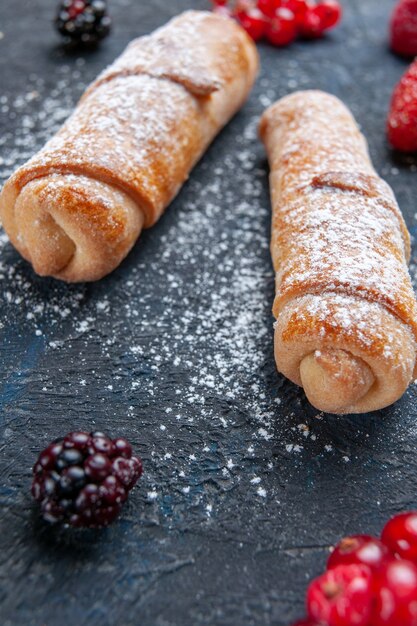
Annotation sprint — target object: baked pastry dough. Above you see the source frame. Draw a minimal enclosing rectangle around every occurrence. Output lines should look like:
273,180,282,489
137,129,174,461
0,10,258,281
259,90,417,414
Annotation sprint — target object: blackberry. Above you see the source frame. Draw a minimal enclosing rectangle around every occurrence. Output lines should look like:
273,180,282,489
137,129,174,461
32,432,142,528
55,0,111,45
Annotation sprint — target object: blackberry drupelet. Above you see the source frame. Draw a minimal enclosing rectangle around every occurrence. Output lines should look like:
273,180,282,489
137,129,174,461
55,0,111,44
32,431,142,528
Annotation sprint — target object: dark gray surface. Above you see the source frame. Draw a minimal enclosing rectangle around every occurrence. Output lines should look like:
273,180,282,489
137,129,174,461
0,1,417,625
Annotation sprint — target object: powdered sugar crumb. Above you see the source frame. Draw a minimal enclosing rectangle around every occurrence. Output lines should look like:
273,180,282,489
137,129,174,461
0,51,416,518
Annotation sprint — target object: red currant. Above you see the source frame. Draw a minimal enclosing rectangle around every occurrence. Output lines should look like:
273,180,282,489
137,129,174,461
315,0,342,30
265,7,297,46
328,535,391,573
381,512,417,564
237,8,267,41
211,0,228,5
291,620,320,626
299,8,325,38
281,0,311,24
306,564,373,626
257,0,279,18
372,559,417,626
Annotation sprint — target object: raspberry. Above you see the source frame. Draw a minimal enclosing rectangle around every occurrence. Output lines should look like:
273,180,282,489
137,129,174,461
387,59,417,152
328,535,391,573
237,8,267,41
32,432,142,528
265,7,298,46
381,512,417,563
315,0,342,30
55,0,111,44
291,620,320,625
306,564,373,626
372,559,417,626
390,0,417,57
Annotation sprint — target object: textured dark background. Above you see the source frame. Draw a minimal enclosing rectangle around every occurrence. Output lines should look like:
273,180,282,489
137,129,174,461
0,1,417,625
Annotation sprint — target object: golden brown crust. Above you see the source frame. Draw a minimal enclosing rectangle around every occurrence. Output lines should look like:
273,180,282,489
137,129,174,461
275,293,416,413
9,175,144,282
260,90,417,413
7,75,206,229
299,349,375,414
0,11,259,282
310,171,411,258
87,10,255,98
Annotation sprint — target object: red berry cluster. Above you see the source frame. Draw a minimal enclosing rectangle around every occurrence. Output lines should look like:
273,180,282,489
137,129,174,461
292,512,417,626
211,0,342,45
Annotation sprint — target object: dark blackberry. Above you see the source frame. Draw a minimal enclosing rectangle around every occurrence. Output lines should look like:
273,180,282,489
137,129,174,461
32,432,142,528
55,0,111,45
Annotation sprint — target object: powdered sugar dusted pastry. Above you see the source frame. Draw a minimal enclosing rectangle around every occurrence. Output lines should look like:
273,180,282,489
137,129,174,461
259,90,417,414
0,10,258,282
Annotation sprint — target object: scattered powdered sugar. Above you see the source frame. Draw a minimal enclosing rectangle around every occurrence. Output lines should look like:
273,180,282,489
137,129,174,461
264,92,417,345
14,73,205,225
1,45,417,515
10,10,257,232
0,61,286,502
257,486,267,498
93,10,243,97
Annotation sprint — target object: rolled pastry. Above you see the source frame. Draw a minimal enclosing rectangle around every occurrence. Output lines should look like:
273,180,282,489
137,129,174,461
0,11,258,282
259,90,417,414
